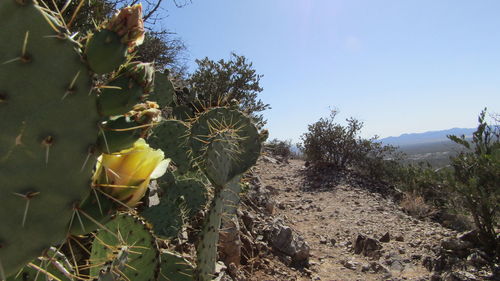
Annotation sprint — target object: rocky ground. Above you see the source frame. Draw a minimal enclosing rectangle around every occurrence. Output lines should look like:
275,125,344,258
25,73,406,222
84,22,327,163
217,156,498,281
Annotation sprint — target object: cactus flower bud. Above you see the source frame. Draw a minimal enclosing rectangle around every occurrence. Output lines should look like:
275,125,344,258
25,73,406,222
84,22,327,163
106,4,145,48
93,138,170,207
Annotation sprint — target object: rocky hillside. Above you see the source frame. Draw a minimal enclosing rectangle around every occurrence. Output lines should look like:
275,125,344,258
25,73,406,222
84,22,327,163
215,156,498,281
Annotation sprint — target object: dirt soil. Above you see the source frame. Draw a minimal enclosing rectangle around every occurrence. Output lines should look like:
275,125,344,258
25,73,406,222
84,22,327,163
247,158,460,281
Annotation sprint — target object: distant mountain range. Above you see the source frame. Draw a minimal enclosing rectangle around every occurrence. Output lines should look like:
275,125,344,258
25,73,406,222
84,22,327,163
380,128,475,147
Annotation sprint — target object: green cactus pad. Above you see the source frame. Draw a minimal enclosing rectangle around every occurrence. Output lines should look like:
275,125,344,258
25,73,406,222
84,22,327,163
0,0,99,275
164,178,208,218
196,176,242,281
141,196,186,239
97,62,154,117
190,108,261,186
149,120,192,173
97,76,143,117
204,133,239,186
142,177,208,239
152,71,174,108
158,250,195,281
90,213,160,281
85,29,128,74
195,193,223,281
96,116,142,153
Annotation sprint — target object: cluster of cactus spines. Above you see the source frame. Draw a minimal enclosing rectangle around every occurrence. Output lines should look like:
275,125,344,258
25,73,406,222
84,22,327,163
0,0,100,275
90,213,160,281
2,1,265,280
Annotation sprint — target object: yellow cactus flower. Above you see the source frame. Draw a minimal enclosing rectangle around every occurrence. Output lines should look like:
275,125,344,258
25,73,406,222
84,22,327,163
93,138,169,207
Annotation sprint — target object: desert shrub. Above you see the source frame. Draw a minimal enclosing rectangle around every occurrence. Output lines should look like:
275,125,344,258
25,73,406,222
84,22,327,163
265,138,293,160
400,192,437,219
447,109,500,257
355,138,403,180
301,110,400,180
390,162,451,207
301,110,363,168
188,53,269,126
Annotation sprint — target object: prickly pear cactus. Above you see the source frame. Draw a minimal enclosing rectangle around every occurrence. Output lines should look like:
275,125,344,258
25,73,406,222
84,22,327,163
1,2,265,280
0,0,99,276
158,251,195,281
97,62,154,117
190,108,262,280
196,176,241,281
190,108,262,187
142,177,208,239
142,195,187,239
149,119,192,173
85,4,144,74
151,71,175,108
90,213,160,281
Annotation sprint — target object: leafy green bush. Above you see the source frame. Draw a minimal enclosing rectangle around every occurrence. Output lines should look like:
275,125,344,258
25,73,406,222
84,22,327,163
447,109,500,258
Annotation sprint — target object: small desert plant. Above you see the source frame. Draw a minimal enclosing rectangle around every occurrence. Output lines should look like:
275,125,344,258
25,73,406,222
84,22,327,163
400,192,437,219
265,138,293,160
447,109,500,258
301,110,364,168
391,162,451,207
354,137,402,180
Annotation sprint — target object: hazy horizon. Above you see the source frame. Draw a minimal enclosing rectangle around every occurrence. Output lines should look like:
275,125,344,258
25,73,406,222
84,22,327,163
160,0,500,142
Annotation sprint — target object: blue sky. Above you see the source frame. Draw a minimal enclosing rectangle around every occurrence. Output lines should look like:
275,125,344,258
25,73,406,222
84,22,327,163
159,0,500,142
